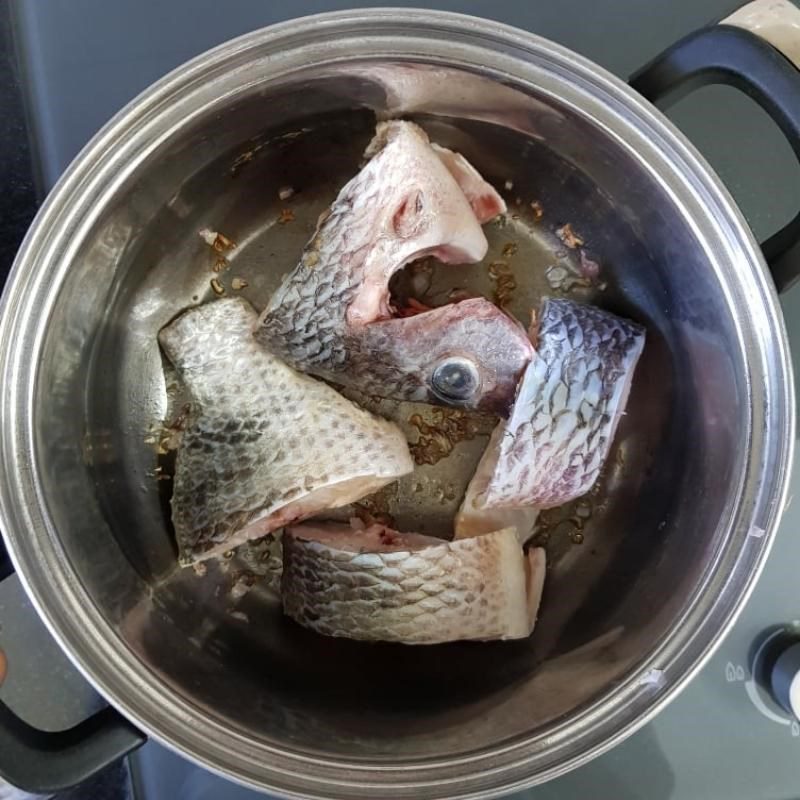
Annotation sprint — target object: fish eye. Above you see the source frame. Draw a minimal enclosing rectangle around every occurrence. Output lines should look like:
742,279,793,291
431,358,481,403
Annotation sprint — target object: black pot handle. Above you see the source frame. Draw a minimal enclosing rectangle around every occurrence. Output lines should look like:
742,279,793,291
0,700,145,794
630,2,800,293
0,565,145,792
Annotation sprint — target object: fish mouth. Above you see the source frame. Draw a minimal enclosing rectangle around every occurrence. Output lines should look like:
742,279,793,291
386,256,471,319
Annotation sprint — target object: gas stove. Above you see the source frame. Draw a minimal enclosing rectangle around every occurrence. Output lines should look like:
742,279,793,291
2,1,799,798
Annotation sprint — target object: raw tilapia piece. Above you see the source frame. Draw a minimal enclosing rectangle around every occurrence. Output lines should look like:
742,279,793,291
282,522,546,644
256,120,533,415
159,298,413,564
456,298,645,536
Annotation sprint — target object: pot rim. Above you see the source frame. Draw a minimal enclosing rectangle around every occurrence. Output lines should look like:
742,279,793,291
0,9,793,799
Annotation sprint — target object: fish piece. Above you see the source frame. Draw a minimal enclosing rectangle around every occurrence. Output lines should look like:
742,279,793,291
256,120,533,415
281,522,545,644
159,298,413,564
457,298,645,532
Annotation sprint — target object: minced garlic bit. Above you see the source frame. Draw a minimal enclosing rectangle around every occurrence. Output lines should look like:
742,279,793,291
210,278,225,295
504,179,514,191
199,228,217,247
530,201,543,220
545,264,568,290
231,277,248,290
199,228,236,253
278,186,295,200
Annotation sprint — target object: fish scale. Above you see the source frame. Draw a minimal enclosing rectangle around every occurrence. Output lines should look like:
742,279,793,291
159,297,413,564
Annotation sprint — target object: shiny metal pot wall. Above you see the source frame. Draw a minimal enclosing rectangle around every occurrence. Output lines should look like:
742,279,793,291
0,8,796,799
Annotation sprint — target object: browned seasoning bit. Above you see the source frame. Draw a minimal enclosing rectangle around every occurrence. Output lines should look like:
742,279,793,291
212,256,228,273
353,483,397,527
210,277,225,296
192,561,208,577
501,242,518,258
155,403,192,454
215,232,235,252
487,260,517,308
278,208,295,225
556,223,585,249
407,407,492,466
530,201,543,220
231,277,248,290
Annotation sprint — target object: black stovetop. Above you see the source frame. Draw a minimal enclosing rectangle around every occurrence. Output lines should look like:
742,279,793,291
0,4,37,581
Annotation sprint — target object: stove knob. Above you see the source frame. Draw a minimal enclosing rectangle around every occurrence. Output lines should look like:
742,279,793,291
771,642,800,720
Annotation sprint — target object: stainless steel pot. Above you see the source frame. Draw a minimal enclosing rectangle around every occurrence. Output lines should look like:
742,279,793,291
0,4,798,799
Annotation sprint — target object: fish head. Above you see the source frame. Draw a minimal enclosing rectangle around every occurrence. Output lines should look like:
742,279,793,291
368,297,534,414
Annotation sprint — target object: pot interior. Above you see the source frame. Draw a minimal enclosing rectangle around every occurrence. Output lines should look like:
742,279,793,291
33,60,746,759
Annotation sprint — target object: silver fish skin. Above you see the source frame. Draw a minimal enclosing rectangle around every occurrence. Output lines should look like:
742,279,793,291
255,120,533,415
458,298,645,525
159,298,413,565
281,522,545,644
